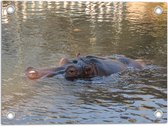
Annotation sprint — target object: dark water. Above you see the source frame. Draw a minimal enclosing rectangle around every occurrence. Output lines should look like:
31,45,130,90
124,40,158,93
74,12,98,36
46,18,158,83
1,1,167,124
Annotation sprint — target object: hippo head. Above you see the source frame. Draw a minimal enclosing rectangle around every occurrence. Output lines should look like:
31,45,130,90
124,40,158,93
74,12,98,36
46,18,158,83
25,57,98,81
65,62,96,80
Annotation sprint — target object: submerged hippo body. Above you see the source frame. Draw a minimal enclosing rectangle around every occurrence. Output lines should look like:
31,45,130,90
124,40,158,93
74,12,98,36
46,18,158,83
25,55,144,80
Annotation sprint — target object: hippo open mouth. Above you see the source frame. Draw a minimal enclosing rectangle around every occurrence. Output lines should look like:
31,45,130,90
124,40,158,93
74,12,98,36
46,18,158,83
26,67,40,80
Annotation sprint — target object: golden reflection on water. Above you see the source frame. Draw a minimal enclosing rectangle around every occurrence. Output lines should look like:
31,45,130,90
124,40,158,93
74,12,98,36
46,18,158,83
1,1,167,66
2,2,167,21
2,1,167,41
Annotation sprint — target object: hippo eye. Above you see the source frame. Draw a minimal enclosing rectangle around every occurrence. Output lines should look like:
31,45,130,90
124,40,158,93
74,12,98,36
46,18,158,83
73,60,78,64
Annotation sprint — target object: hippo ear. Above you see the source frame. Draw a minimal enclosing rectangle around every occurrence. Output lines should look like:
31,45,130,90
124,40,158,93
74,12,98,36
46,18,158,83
76,53,81,58
59,58,71,66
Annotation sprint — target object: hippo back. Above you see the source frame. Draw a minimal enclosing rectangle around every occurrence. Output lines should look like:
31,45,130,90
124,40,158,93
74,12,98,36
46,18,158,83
79,57,126,76
117,57,143,70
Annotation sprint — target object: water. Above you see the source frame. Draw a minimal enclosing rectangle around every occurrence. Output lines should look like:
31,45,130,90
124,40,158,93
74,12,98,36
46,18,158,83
1,1,167,124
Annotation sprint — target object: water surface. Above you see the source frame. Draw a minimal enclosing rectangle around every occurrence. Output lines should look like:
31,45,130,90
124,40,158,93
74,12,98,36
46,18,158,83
1,1,167,124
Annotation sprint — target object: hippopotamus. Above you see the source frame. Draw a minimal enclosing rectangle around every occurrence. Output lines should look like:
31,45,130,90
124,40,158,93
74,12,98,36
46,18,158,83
25,54,145,81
